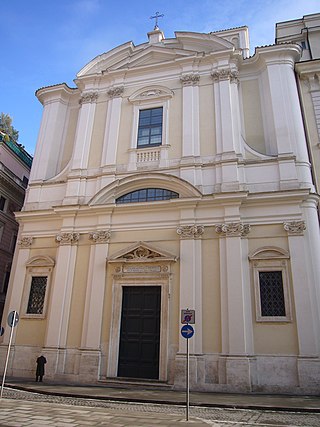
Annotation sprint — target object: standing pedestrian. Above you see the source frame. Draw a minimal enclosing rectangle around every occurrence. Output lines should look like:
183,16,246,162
36,355,47,382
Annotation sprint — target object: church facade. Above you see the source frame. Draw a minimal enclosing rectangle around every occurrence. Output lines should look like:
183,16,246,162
1,19,320,393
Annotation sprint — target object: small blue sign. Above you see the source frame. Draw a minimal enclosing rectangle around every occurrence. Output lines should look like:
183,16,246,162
181,324,194,339
7,311,19,328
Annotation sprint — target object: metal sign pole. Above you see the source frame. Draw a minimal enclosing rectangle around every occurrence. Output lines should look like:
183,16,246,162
0,310,17,399
186,334,189,421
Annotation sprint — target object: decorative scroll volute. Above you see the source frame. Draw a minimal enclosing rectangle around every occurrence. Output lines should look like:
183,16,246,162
89,230,111,243
79,92,98,104
211,69,239,84
283,221,306,235
55,232,80,245
107,86,124,99
180,73,200,86
215,223,251,237
176,225,204,239
18,236,33,248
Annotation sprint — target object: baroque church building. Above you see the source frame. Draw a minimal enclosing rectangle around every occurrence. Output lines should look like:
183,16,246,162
1,17,320,393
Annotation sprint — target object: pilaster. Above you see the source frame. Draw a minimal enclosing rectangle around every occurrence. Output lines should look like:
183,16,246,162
215,222,253,355
101,86,124,171
211,67,242,192
176,224,204,354
283,220,319,355
44,232,79,349
71,92,98,171
81,230,111,349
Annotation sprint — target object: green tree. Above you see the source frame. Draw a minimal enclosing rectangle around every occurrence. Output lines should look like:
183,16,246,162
0,113,19,142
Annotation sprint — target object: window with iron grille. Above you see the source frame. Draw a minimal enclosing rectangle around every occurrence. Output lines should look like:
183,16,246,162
27,276,47,314
249,247,292,322
259,271,286,317
116,188,179,204
137,108,163,148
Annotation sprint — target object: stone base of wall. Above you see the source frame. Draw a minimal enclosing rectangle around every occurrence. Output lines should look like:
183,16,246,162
1,346,319,394
173,353,320,394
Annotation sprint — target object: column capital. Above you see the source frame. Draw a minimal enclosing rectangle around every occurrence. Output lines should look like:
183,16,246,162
283,221,306,235
215,222,251,237
176,225,204,239
89,230,111,244
180,73,200,86
107,86,124,99
18,236,33,248
55,232,80,245
211,68,239,84
79,92,99,104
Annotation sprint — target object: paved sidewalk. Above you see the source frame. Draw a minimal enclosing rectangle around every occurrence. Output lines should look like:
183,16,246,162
5,377,320,412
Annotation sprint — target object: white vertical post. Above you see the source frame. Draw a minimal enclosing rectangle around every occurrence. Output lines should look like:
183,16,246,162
0,311,17,399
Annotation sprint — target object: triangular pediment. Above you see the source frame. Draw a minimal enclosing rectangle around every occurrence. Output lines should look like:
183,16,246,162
77,31,236,77
107,45,193,71
108,242,177,263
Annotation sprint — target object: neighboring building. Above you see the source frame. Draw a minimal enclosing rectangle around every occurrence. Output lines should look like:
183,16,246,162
0,132,32,322
276,13,320,195
1,17,320,394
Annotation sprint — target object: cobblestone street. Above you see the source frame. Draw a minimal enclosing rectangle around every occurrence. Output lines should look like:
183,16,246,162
0,388,319,426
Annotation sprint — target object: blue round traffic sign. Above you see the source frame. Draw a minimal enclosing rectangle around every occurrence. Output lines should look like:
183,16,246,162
7,311,19,328
181,324,194,339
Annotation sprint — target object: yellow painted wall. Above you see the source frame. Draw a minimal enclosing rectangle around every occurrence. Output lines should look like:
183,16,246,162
61,106,78,171
200,82,216,156
202,235,221,353
66,243,91,347
88,101,108,168
16,319,47,345
248,225,298,355
116,99,133,164
241,79,266,154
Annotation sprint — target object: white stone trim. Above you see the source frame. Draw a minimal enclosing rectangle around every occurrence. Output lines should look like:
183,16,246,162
249,247,292,323
21,256,55,319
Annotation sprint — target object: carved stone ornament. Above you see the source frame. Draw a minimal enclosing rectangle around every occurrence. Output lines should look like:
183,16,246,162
180,73,200,86
122,247,162,260
89,230,111,243
176,225,204,239
283,221,306,235
18,236,33,248
211,69,239,84
55,232,80,245
107,86,124,99
215,223,251,237
140,89,163,98
79,92,99,104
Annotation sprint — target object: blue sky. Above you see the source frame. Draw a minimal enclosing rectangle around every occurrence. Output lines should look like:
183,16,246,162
1,0,319,155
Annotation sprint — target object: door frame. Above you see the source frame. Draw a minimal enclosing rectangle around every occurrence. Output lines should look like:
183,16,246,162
107,278,169,381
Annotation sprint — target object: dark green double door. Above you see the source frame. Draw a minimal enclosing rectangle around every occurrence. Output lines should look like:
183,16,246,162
118,286,161,379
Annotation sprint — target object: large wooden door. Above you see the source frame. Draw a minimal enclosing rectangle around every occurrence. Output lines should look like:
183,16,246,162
118,286,161,379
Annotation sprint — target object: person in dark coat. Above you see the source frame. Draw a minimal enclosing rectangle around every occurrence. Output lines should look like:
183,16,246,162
36,355,47,382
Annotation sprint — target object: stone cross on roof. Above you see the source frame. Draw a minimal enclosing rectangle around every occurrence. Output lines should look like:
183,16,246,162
150,11,164,30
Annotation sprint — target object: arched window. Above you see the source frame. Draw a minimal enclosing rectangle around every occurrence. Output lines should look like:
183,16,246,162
116,188,179,204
